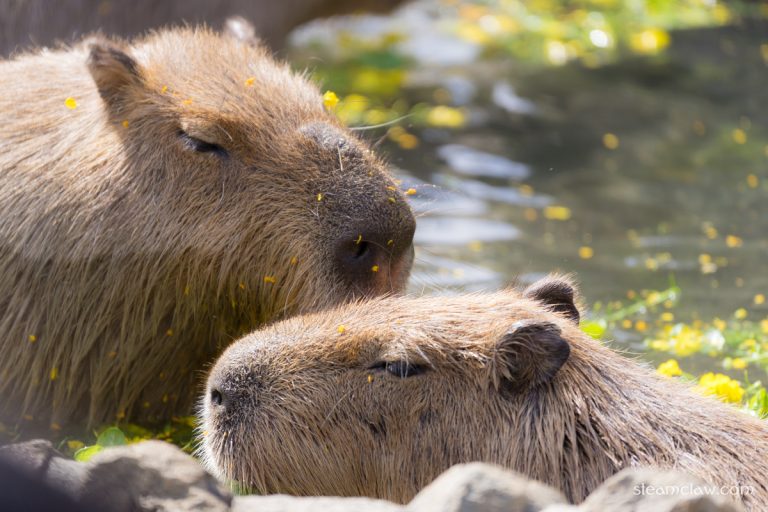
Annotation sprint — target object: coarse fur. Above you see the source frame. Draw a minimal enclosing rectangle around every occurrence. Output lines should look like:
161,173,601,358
0,24,415,430
201,275,768,510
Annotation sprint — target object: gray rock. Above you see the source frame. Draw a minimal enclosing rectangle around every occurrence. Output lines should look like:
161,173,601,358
0,438,87,496
81,440,231,512
233,494,404,512
580,468,744,512
1,439,230,512
406,462,568,512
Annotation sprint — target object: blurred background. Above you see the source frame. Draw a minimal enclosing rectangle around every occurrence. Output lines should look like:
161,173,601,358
3,0,767,419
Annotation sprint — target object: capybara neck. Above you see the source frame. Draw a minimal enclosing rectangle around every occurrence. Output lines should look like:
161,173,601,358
201,276,768,509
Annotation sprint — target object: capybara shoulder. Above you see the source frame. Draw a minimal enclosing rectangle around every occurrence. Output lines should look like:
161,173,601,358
202,276,768,509
0,22,415,430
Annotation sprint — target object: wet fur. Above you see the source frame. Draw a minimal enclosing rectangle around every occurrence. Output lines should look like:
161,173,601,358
202,276,768,509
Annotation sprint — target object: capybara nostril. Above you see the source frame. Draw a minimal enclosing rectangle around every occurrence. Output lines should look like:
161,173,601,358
333,218,415,294
210,388,224,407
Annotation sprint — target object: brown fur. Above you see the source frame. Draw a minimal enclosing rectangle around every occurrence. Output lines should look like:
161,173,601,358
0,24,415,430
201,276,768,510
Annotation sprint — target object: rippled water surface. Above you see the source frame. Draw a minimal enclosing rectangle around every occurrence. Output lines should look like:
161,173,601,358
290,3,768,325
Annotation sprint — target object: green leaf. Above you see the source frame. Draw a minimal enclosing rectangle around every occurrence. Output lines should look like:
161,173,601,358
96,426,127,447
74,445,103,462
581,319,607,339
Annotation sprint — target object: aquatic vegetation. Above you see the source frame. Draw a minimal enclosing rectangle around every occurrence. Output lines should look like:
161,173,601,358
583,283,768,418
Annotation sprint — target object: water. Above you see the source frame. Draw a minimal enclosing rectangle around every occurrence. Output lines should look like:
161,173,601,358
290,7,768,321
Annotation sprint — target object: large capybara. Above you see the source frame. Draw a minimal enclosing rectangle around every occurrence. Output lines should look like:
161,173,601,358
201,275,768,510
0,22,416,431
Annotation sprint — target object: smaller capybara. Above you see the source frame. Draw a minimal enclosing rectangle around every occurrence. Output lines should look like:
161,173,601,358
0,21,415,431
201,275,768,510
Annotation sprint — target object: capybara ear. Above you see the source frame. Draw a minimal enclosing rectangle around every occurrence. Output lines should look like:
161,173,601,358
523,275,581,324
224,16,261,46
492,321,570,393
87,39,142,109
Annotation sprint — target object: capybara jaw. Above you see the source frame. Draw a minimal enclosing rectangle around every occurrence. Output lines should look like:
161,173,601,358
201,276,768,509
0,20,415,429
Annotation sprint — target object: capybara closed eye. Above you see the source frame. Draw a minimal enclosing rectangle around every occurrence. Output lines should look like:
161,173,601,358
0,21,415,430
202,275,768,509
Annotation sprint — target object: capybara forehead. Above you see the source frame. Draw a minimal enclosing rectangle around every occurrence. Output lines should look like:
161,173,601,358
230,290,574,369
131,28,324,125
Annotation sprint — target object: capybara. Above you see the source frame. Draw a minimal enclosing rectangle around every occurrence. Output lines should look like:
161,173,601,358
201,275,768,510
0,22,415,430
0,0,404,56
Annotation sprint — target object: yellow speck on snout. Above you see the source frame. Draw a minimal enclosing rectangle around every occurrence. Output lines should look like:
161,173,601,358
355,234,363,245
405,188,417,196
337,324,346,334
121,120,129,128
371,265,380,273
244,77,255,87
317,193,324,201
367,375,374,384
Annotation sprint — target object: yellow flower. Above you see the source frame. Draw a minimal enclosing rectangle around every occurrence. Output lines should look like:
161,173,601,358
602,133,619,150
730,358,747,370
578,246,594,260
670,325,702,356
323,91,339,110
696,372,744,403
425,106,466,128
649,339,670,352
734,308,748,320
657,359,682,377
543,206,572,221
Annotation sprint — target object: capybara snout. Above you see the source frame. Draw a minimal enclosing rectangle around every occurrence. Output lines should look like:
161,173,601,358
0,21,415,429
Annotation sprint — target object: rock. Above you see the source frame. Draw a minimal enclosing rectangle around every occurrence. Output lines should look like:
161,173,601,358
580,468,744,512
233,495,403,512
406,462,569,512
1,439,230,512
80,441,231,512
0,438,87,496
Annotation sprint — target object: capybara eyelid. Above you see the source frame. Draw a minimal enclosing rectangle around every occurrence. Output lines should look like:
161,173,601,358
366,360,427,378
177,130,229,158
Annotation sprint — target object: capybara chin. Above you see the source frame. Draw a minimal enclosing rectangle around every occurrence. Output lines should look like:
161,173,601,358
201,275,768,510
0,22,415,430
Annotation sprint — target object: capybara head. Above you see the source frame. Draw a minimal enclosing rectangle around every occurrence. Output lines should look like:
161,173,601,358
201,275,768,509
0,22,415,429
